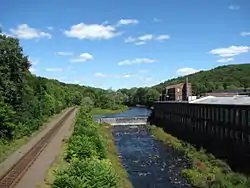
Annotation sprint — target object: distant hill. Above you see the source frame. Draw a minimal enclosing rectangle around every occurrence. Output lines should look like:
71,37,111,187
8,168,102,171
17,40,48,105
153,64,250,96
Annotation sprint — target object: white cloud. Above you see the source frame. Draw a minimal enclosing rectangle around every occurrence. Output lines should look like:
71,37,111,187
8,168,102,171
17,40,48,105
56,52,73,56
69,53,93,62
210,46,250,57
94,73,107,77
124,37,137,43
123,74,133,78
228,5,240,10
155,35,170,40
47,26,54,30
176,68,200,76
74,80,80,84
118,58,156,66
135,41,146,45
117,19,139,25
240,32,250,36
10,24,52,39
28,57,39,65
64,23,119,40
29,67,36,73
115,74,135,78
124,34,170,45
217,58,234,63
138,34,153,41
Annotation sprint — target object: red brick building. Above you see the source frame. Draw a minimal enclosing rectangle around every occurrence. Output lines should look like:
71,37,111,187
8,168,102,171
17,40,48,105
161,82,192,101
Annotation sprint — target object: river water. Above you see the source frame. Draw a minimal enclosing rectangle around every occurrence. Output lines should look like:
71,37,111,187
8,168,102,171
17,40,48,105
100,107,191,188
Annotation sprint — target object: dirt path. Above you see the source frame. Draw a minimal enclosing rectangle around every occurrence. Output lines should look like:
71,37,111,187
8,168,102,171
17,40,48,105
0,107,77,188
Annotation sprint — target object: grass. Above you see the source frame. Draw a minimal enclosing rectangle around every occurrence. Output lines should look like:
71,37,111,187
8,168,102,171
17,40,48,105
91,106,129,116
148,125,250,188
0,109,69,163
99,122,133,188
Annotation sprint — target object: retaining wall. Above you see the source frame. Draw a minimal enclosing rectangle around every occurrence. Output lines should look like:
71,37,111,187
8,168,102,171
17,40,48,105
149,102,250,173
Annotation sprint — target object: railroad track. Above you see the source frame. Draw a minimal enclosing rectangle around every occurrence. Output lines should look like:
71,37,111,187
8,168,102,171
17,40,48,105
0,108,76,188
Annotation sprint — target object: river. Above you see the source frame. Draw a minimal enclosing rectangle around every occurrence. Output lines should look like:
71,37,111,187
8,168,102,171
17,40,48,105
99,107,191,188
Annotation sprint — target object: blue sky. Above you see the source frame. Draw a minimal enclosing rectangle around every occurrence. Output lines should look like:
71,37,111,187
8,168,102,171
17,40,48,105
1,0,250,90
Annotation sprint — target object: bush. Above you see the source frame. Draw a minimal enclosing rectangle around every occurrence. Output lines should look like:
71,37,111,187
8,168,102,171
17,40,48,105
53,106,118,188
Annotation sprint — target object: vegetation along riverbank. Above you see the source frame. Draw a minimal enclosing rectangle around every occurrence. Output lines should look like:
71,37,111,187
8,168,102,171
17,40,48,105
91,105,129,116
148,125,250,188
51,106,131,188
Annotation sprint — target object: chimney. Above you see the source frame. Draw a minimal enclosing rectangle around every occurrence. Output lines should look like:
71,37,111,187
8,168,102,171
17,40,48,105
185,77,189,101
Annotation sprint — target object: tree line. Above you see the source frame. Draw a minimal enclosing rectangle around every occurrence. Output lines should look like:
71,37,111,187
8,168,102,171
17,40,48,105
153,64,250,96
1,29,249,146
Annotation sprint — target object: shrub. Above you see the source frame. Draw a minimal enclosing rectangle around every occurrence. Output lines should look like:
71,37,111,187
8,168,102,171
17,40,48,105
52,158,119,188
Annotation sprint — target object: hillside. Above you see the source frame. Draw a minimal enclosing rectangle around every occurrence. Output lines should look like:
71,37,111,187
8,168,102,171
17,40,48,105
153,64,250,95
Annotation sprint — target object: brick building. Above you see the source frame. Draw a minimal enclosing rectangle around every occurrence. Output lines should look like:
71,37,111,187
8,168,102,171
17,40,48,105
160,82,192,101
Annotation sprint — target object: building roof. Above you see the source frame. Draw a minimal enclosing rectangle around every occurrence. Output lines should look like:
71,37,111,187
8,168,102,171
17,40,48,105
191,96,250,105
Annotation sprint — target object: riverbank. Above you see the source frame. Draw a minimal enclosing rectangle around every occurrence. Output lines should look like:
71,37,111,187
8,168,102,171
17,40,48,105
91,105,129,115
99,122,132,188
148,125,250,188
48,106,130,187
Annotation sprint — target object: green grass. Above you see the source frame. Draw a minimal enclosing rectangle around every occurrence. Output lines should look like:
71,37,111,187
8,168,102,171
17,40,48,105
91,106,129,116
148,125,250,188
99,122,133,188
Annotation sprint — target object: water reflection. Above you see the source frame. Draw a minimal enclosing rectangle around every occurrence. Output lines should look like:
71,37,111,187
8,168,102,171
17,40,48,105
95,107,151,118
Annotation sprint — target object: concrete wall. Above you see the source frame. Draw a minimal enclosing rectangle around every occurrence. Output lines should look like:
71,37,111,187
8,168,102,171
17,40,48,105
149,102,250,173
94,116,148,126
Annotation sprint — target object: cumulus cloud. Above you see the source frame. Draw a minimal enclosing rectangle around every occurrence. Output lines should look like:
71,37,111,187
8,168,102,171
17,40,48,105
69,53,93,63
138,34,153,41
176,68,200,76
56,52,73,56
94,73,107,77
228,5,240,10
217,58,234,63
210,46,250,57
10,24,52,39
118,58,156,66
125,34,170,45
117,19,139,25
240,32,250,36
64,23,119,40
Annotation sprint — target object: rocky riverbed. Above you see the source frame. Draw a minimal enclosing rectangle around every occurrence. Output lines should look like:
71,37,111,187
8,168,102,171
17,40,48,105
112,125,192,188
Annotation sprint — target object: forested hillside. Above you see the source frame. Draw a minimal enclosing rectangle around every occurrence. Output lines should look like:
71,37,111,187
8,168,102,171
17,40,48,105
117,64,250,105
0,32,126,146
153,64,250,95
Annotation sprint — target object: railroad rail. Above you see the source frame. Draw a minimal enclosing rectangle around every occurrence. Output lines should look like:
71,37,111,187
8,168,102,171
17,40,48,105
0,108,76,188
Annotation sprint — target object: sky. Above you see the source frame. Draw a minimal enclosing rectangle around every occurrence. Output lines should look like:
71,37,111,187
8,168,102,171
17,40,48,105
0,0,250,90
